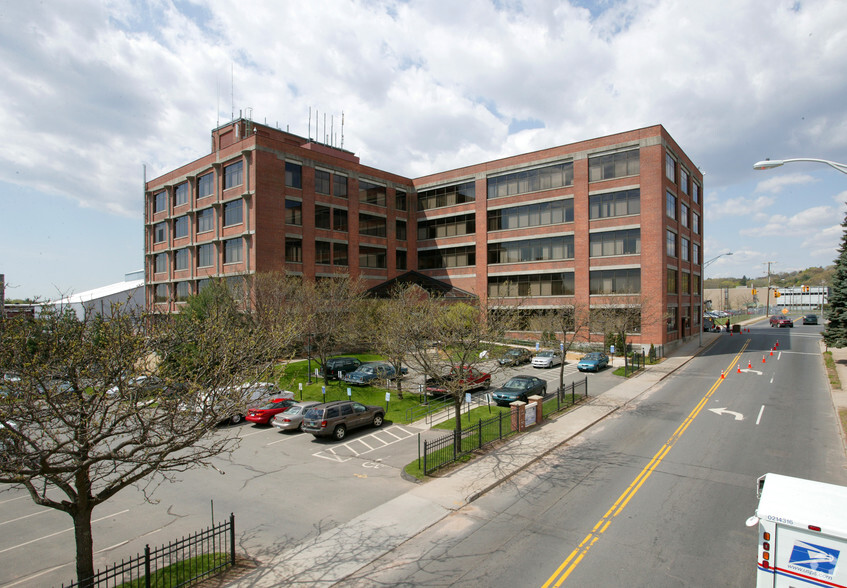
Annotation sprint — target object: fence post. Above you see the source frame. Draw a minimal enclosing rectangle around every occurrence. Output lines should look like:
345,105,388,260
499,410,502,439
230,513,236,566
584,376,588,399
144,545,151,588
423,438,428,475
478,419,483,449
453,430,458,460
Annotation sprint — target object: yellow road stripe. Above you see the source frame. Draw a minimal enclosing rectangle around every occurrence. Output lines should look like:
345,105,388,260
542,340,749,587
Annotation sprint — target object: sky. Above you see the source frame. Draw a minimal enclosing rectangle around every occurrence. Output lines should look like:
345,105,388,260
1,0,846,300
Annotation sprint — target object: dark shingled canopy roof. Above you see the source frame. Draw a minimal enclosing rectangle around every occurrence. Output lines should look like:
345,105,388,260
366,271,476,300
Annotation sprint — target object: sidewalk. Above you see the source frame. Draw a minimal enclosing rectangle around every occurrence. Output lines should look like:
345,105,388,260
825,342,847,452
228,331,724,586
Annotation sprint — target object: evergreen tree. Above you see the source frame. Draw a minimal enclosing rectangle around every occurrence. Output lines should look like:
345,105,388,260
824,210,847,348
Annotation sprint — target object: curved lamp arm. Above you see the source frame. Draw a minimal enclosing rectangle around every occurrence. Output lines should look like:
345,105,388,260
753,158,847,175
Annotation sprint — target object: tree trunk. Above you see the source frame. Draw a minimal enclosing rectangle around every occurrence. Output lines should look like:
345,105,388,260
73,506,95,587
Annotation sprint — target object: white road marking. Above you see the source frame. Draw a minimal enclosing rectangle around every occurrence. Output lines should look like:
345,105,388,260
756,405,765,425
0,509,130,554
313,426,414,462
0,495,29,506
0,509,51,527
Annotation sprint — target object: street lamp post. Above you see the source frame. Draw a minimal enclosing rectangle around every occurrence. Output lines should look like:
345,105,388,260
700,252,733,346
753,158,847,175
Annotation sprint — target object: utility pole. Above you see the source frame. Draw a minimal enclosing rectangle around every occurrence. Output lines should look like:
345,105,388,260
764,262,776,317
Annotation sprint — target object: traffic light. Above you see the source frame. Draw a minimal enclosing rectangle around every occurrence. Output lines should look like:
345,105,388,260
774,290,781,298
752,288,757,295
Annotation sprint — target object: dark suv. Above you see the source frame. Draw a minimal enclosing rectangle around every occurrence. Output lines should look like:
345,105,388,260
301,401,384,440
319,357,362,380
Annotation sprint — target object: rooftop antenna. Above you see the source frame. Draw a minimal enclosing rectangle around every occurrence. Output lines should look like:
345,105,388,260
230,62,234,121
216,71,220,127
331,115,334,147
308,107,312,140
341,111,345,150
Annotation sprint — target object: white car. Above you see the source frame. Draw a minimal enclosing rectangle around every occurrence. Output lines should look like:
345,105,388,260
532,350,562,368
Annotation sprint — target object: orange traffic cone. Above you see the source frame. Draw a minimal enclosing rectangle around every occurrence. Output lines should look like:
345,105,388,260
775,340,779,347
737,365,741,373
721,370,725,379
770,349,774,356
762,355,766,363
748,360,752,369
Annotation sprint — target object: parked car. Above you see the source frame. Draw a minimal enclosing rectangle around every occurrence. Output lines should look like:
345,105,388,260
301,400,385,440
491,375,547,406
425,366,491,396
803,314,818,325
532,350,562,369
769,315,793,328
498,348,532,367
245,396,300,425
577,352,610,372
319,357,362,380
271,401,320,432
193,382,290,425
342,362,406,386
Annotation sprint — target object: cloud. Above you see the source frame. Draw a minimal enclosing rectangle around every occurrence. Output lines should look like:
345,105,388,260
754,173,818,194
707,194,775,220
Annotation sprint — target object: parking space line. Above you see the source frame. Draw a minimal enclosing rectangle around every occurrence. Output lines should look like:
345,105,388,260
0,509,130,555
0,509,51,527
266,434,298,446
312,426,414,463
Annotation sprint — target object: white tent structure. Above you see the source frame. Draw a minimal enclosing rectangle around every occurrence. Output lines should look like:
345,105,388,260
46,271,144,319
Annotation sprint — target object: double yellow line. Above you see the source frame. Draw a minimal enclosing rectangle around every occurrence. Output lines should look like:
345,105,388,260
542,340,750,587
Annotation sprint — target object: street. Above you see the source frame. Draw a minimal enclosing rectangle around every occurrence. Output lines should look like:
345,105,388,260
337,321,847,587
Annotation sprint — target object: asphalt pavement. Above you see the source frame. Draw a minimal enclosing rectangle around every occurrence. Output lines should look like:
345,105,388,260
227,329,734,586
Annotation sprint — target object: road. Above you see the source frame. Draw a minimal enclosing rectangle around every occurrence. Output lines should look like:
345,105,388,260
0,355,619,587
338,320,847,587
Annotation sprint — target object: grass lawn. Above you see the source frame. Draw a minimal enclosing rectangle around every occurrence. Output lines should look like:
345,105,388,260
118,553,229,587
270,355,426,424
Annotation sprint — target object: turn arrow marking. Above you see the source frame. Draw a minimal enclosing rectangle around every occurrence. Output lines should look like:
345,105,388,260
739,368,763,375
708,407,744,421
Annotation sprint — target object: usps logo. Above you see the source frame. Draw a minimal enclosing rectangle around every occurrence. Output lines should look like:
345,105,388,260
789,541,840,576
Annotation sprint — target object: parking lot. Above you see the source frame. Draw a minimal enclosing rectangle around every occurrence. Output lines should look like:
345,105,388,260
0,356,621,587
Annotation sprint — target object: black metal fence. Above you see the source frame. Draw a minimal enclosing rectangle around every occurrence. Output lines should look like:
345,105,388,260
61,514,235,588
421,378,589,475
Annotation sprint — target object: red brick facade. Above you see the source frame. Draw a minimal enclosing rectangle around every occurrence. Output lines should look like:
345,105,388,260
145,122,702,351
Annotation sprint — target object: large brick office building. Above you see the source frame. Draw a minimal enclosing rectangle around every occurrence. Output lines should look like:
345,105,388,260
145,120,702,350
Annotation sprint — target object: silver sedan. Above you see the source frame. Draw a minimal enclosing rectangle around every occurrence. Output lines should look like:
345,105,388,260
271,401,320,432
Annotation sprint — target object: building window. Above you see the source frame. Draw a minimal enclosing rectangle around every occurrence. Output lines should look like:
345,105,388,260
680,168,689,195
692,182,700,204
224,160,243,190
198,173,214,198
197,208,214,233
417,181,475,211
667,230,677,257
224,238,242,264
396,249,407,270
681,237,690,262
680,202,689,228
360,246,387,269
154,253,167,273
174,248,189,271
419,213,476,240
588,150,640,182
692,242,700,265
681,272,690,295
589,268,641,294
359,213,387,237
175,281,191,302
419,246,476,269
488,273,575,297
666,191,677,219
693,274,701,295
197,243,214,268
285,199,302,226
396,220,407,241
333,208,348,231
589,307,641,334
396,190,407,211
154,283,169,303
174,215,189,239
487,162,573,199
174,182,188,206
588,189,640,219
223,200,243,227
488,199,573,231
667,306,678,332
154,191,167,213
333,243,348,266
488,236,574,264
285,162,302,189
589,229,640,257
666,153,676,182
153,222,167,243
315,170,331,195
285,238,302,263
315,205,331,230
359,180,386,206
315,241,331,264
333,174,347,198
668,269,678,294
692,213,700,235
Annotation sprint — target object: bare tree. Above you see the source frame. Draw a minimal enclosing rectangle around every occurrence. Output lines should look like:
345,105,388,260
545,303,592,393
0,284,296,586
292,276,366,385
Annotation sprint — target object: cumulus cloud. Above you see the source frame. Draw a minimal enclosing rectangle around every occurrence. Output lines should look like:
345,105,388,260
754,173,818,194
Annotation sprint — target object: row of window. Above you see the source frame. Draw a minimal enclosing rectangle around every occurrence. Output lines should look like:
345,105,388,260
667,269,701,296
152,276,246,304
487,268,642,298
666,191,701,233
282,239,407,270
152,201,244,244
666,152,701,204
666,230,700,263
488,236,574,265
153,238,244,273
487,162,574,200
492,307,643,335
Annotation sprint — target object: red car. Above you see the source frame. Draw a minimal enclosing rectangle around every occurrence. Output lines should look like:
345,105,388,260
425,366,491,396
769,315,793,328
246,397,299,425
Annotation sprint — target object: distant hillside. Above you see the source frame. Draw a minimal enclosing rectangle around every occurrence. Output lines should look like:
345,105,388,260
704,265,834,290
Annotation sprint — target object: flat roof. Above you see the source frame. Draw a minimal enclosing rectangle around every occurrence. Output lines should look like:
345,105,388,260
756,473,847,536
